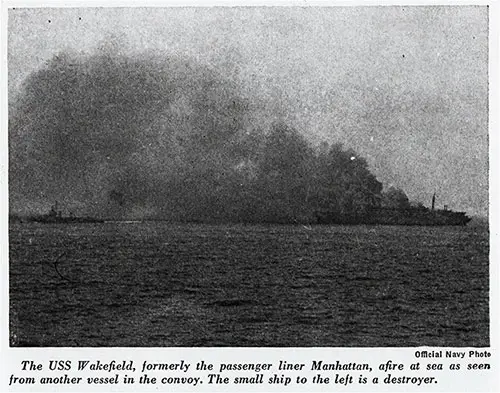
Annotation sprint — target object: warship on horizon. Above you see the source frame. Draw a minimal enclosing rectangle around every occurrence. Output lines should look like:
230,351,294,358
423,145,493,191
26,202,104,224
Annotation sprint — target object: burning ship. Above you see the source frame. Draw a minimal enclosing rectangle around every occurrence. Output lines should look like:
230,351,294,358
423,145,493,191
315,193,471,226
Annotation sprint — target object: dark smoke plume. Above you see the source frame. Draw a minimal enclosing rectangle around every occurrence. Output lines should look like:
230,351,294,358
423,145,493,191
9,50,386,223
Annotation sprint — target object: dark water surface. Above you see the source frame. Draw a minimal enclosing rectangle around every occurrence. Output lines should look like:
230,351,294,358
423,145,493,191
9,222,489,347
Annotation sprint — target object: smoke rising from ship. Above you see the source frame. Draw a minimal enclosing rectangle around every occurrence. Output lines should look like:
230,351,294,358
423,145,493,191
9,49,391,222
8,7,488,218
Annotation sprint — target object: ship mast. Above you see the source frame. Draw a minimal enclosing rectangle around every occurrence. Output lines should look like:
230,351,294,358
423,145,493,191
53,200,62,217
431,193,436,211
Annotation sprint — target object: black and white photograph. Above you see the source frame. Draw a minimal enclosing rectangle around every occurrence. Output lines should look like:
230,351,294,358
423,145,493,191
7,4,489,348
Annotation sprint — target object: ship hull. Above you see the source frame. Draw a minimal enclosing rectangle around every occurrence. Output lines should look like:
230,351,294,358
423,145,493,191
315,208,471,226
29,216,104,224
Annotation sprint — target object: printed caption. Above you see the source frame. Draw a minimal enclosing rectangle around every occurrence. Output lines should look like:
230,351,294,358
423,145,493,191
8,350,492,389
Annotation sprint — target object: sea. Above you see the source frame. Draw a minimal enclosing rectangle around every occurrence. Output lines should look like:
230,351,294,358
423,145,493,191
9,222,489,347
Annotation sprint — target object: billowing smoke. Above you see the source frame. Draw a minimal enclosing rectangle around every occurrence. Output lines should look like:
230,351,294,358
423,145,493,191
9,50,385,223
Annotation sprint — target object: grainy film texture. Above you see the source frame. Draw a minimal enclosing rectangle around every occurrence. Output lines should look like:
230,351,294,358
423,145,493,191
8,7,489,347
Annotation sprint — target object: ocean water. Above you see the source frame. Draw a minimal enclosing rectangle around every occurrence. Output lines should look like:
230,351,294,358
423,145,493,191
9,222,489,347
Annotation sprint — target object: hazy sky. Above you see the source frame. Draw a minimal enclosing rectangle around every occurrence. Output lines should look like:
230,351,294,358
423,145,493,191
8,6,489,215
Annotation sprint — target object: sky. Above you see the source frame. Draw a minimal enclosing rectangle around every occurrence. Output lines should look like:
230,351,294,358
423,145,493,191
8,6,489,216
